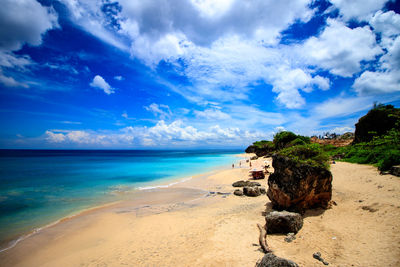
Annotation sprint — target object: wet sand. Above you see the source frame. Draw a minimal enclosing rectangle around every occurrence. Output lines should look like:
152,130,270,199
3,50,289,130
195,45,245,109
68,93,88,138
0,156,399,267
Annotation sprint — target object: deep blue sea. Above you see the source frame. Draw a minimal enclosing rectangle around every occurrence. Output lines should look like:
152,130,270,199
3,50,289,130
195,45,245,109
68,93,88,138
0,149,240,250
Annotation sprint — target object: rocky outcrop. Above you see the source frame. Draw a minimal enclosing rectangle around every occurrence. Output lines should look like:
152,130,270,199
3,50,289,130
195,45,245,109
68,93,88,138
265,211,303,234
243,186,261,197
256,253,298,267
267,155,332,212
232,180,261,187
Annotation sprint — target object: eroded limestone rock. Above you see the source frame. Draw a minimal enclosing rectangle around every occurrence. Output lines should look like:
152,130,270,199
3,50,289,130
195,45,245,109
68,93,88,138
267,155,332,212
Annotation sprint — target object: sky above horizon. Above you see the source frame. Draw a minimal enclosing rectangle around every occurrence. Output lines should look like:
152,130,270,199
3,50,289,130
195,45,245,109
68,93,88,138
1,0,400,149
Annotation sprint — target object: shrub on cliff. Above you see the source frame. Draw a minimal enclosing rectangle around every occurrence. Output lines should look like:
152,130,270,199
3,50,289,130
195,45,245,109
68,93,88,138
278,143,330,170
273,131,310,150
246,140,275,156
245,131,312,157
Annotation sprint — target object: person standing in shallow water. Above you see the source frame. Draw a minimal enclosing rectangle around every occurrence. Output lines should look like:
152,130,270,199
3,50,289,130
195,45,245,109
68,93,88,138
232,163,234,168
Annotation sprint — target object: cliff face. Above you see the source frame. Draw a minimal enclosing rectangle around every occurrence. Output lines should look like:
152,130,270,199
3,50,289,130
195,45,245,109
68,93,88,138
267,155,332,212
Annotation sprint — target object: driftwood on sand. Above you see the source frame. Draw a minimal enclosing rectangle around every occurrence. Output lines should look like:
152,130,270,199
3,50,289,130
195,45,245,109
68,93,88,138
257,223,271,253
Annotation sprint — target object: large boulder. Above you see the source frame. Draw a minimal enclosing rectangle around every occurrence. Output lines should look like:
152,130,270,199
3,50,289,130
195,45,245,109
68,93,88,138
267,155,332,212
243,186,261,197
256,253,298,267
265,211,303,234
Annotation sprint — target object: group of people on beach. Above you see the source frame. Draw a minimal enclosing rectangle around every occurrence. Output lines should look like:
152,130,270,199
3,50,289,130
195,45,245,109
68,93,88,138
232,160,251,168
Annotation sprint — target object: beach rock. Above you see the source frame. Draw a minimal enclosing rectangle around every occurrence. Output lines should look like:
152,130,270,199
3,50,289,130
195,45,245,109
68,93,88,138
243,186,261,197
313,252,329,265
265,211,303,234
256,253,298,267
390,165,400,177
284,233,296,243
259,187,266,194
267,154,332,212
232,180,261,187
234,189,243,196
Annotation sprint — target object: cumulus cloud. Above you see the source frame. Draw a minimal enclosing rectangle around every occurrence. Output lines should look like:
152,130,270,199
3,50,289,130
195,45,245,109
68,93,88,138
89,75,115,94
59,0,323,108
44,120,266,147
114,75,124,80
353,69,400,95
299,19,382,77
328,0,389,22
0,0,58,51
0,0,58,88
58,0,398,111
353,11,400,95
370,10,400,48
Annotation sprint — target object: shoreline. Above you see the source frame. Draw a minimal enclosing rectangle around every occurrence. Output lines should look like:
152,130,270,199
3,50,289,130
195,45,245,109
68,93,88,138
0,153,246,254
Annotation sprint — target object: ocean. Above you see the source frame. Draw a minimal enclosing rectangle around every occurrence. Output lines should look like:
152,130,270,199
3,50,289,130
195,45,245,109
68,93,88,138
0,149,240,251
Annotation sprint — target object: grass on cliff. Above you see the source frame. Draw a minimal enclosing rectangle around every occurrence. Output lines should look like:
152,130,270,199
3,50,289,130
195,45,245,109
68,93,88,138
278,143,330,170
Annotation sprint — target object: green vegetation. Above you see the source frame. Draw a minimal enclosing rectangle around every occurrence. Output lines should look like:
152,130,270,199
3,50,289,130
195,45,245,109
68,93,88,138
326,104,400,171
329,128,400,171
245,104,400,172
245,131,329,169
278,143,330,169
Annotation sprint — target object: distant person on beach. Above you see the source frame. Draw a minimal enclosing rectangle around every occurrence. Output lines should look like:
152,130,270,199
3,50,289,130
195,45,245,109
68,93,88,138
249,161,252,168
239,161,241,168
232,164,234,168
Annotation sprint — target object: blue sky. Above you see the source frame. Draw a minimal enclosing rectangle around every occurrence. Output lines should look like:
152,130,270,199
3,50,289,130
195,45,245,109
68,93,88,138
0,0,400,149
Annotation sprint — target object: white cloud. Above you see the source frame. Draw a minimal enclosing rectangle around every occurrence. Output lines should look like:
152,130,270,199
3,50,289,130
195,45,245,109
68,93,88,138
353,70,400,95
329,0,389,22
353,16,400,95
60,121,82,125
299,19,382,77
312,96,374,119
89,75,115,94
0,0,58,88
329,126,354,134
0,0,58,51
45,130,66,143
44,120,266,147
144,103,172,120
370,10,400,45
114,75,124,81
194,108,230,120
0,69,29,88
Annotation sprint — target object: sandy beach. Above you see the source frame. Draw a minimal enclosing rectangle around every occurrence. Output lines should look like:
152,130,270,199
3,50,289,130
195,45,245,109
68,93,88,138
0,156,399,267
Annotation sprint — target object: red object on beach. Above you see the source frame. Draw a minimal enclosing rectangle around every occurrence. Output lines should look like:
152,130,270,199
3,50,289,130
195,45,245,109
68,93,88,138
250,169,265,179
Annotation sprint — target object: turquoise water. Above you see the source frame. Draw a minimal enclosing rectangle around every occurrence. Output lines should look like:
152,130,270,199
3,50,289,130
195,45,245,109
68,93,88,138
0,149,240,250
